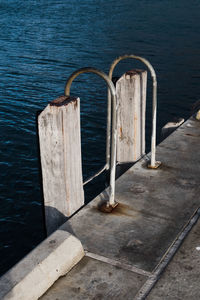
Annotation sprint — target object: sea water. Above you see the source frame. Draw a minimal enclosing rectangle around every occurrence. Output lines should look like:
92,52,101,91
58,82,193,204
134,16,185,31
0,0,200,275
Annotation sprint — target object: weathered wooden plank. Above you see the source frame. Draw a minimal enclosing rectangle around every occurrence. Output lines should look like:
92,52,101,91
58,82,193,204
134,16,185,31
116,69,147,163
38,96,84,235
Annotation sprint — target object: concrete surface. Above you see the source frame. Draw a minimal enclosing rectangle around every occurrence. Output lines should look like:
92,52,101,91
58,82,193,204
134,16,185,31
2,116,200,300
40,256,147,300
147,217,200,300
63,116,200,272
39,116,200,299
0,228,84,300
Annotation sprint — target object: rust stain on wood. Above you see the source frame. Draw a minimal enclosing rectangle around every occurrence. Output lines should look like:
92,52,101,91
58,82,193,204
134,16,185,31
50,95,77,107
119,127,122,138
125,69,144,77
73,99,78,109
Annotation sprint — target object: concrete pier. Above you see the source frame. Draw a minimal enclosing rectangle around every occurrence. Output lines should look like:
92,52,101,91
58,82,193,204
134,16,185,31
1,115,200,299
40,115,200,299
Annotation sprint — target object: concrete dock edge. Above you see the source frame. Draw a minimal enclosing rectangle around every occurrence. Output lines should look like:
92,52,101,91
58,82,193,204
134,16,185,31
0,229,84,300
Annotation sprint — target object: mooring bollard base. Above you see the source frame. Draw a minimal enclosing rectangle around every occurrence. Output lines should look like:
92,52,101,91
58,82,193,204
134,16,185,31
98,201,119,213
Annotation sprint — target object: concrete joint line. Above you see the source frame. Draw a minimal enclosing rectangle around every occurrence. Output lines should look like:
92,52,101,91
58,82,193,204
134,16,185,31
85,251,152,277
135,207,200,300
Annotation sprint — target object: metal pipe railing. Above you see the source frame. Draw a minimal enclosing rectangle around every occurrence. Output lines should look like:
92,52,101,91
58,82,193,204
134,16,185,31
83,164,107,186
107,54,160,169
65,67,117,207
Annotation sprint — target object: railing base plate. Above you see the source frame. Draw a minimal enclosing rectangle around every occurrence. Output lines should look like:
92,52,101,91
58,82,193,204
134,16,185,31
99,201,119,213
148,161,161,169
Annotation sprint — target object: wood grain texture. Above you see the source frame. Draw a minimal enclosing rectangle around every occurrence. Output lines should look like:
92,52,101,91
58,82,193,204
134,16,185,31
116,70,147,163
38,96,84,234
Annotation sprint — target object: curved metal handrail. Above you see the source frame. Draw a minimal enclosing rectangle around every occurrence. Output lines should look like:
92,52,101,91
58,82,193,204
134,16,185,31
65,67,117,206
107,54,160,169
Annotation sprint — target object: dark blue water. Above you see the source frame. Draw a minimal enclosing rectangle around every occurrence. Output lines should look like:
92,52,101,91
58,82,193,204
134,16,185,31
1,0,200,276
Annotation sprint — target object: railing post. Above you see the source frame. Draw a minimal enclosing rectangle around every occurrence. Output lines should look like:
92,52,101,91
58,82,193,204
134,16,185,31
116,69,147,163
38,96,84,235
65,67,118,209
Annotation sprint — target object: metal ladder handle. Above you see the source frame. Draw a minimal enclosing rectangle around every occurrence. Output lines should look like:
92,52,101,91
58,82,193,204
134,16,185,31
107,54,160,169
65,67,117,207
